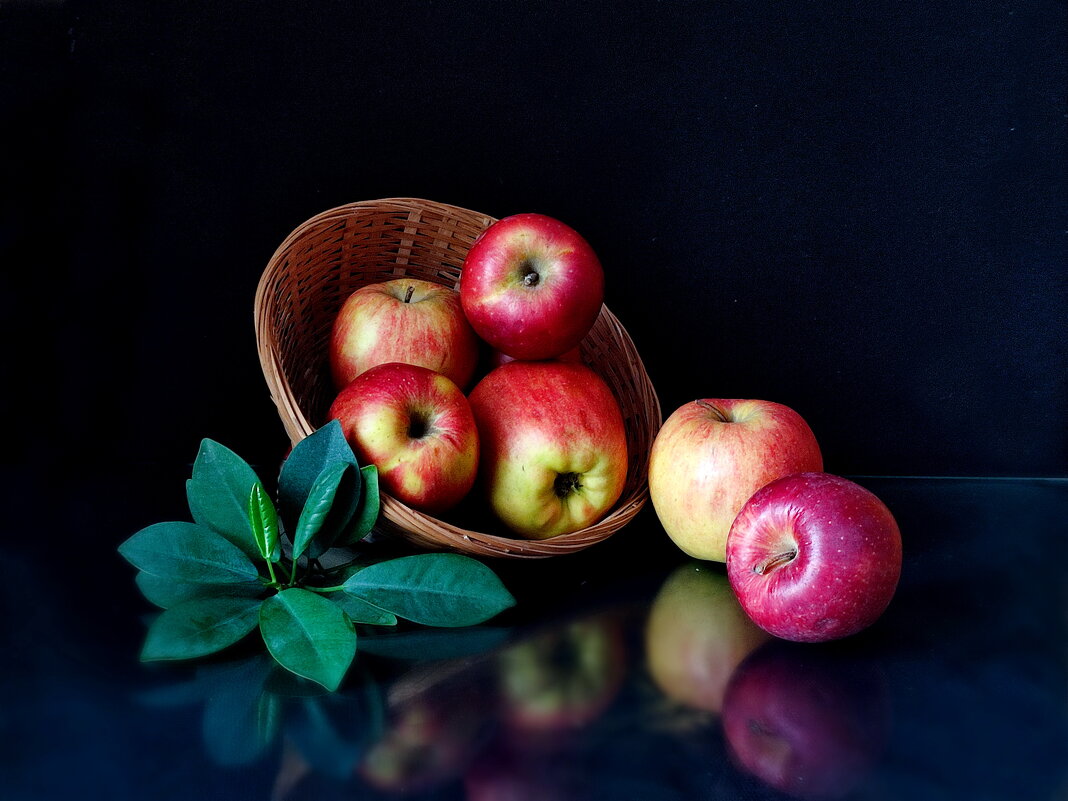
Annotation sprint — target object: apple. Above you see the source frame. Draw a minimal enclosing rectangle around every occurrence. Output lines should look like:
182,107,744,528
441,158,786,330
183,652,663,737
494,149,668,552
460,213,604,360
726,472,902,642
329,278,480,390
327,362,479,514
721,641,891,799
648,399,823,562
467,361,627,539
644,562,770,715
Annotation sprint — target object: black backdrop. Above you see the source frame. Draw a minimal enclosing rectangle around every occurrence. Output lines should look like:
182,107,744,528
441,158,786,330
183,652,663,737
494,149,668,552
5,0,1066,479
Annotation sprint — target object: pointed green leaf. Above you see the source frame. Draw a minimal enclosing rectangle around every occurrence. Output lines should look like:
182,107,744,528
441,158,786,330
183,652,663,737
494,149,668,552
248,482,280,563
329,592,397,626
259,588,357,691
342,553,516,628
119,521,260,584
135,571,263,609
278,420,361,534
140,596,262,661
292,462,358,561
342,465,380,545
186,439,263,559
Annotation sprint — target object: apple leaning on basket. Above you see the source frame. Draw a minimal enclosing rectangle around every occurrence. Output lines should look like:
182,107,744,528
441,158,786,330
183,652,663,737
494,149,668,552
327,212,628,541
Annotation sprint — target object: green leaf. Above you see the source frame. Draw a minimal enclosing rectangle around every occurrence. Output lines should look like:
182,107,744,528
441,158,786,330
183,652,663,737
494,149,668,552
248,482,280,563
341,465,380,545
135,571,263,609
186,439,264,559
259,588,357,691
342,553,516,628
278,420,361,534
119,521,260,584
141,596,263,661
329,592,397,626
292,462,358,561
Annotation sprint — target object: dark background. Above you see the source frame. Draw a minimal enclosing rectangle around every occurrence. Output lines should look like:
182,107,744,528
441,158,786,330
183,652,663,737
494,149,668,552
4,0,1066,480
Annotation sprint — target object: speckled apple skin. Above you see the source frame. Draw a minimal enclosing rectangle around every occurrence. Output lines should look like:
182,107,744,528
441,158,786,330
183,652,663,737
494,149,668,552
467,361,627,539
330,279,480,391
648,399,824,562
328,362,479,514
459,213,604,361
726,472,902,642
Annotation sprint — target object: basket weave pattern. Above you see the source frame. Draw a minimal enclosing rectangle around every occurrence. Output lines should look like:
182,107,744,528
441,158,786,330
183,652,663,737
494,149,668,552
255,198,661,558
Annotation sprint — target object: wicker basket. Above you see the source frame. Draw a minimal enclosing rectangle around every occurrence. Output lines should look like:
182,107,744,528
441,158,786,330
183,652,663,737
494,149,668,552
255,198,662,558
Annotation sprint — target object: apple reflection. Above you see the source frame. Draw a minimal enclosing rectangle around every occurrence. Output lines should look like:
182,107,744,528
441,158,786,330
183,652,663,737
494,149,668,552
357,659,497,794
496,612,628,746
720,641,891,799
644,562,770,716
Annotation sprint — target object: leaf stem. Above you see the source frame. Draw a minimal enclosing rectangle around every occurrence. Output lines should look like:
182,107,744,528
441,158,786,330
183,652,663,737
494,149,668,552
305,584,347,594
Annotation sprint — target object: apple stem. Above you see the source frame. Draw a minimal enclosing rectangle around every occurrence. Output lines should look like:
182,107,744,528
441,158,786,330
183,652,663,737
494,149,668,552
754,549,798,575
404,285,416,303
696,400,729,423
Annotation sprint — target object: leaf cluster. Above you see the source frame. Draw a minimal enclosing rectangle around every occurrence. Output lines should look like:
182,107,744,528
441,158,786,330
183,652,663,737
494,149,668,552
119,421,516,690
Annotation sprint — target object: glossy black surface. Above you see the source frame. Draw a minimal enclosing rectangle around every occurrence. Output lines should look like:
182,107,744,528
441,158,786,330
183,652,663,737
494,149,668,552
5,472,1066,800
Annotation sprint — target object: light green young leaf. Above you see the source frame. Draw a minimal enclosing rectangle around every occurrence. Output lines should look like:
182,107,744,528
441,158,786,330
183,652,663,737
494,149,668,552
248,481,280,563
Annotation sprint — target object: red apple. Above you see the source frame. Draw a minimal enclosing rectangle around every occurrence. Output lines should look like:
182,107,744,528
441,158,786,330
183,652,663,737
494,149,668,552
721,641,891,799
467,361,627,539
726,472,902,642
327,362,479,514
460,213,604,360
329,278,480,390
648,399,823,562
644,563,770,714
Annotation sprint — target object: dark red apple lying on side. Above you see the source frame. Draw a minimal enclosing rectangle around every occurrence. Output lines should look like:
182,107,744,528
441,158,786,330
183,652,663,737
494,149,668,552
726,472,902,642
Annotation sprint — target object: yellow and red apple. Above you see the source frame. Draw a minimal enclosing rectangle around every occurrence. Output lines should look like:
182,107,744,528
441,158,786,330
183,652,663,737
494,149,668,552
648,399,823,562
467,361,627,539
330,278,480,391
328,362,478,514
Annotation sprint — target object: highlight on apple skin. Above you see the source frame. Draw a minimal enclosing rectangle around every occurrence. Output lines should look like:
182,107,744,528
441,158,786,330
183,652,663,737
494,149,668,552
648,398,823,562
725,472,902,643
459,213,605,361
329,278,480,391
467,360,627,539
327,361,479,515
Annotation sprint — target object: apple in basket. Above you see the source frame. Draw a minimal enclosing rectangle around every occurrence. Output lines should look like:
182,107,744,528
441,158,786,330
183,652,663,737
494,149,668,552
330,278,480,390
726,472,902,642
460,213,604,361
328,362,479,514
648,399,823,562
467,361,627,539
